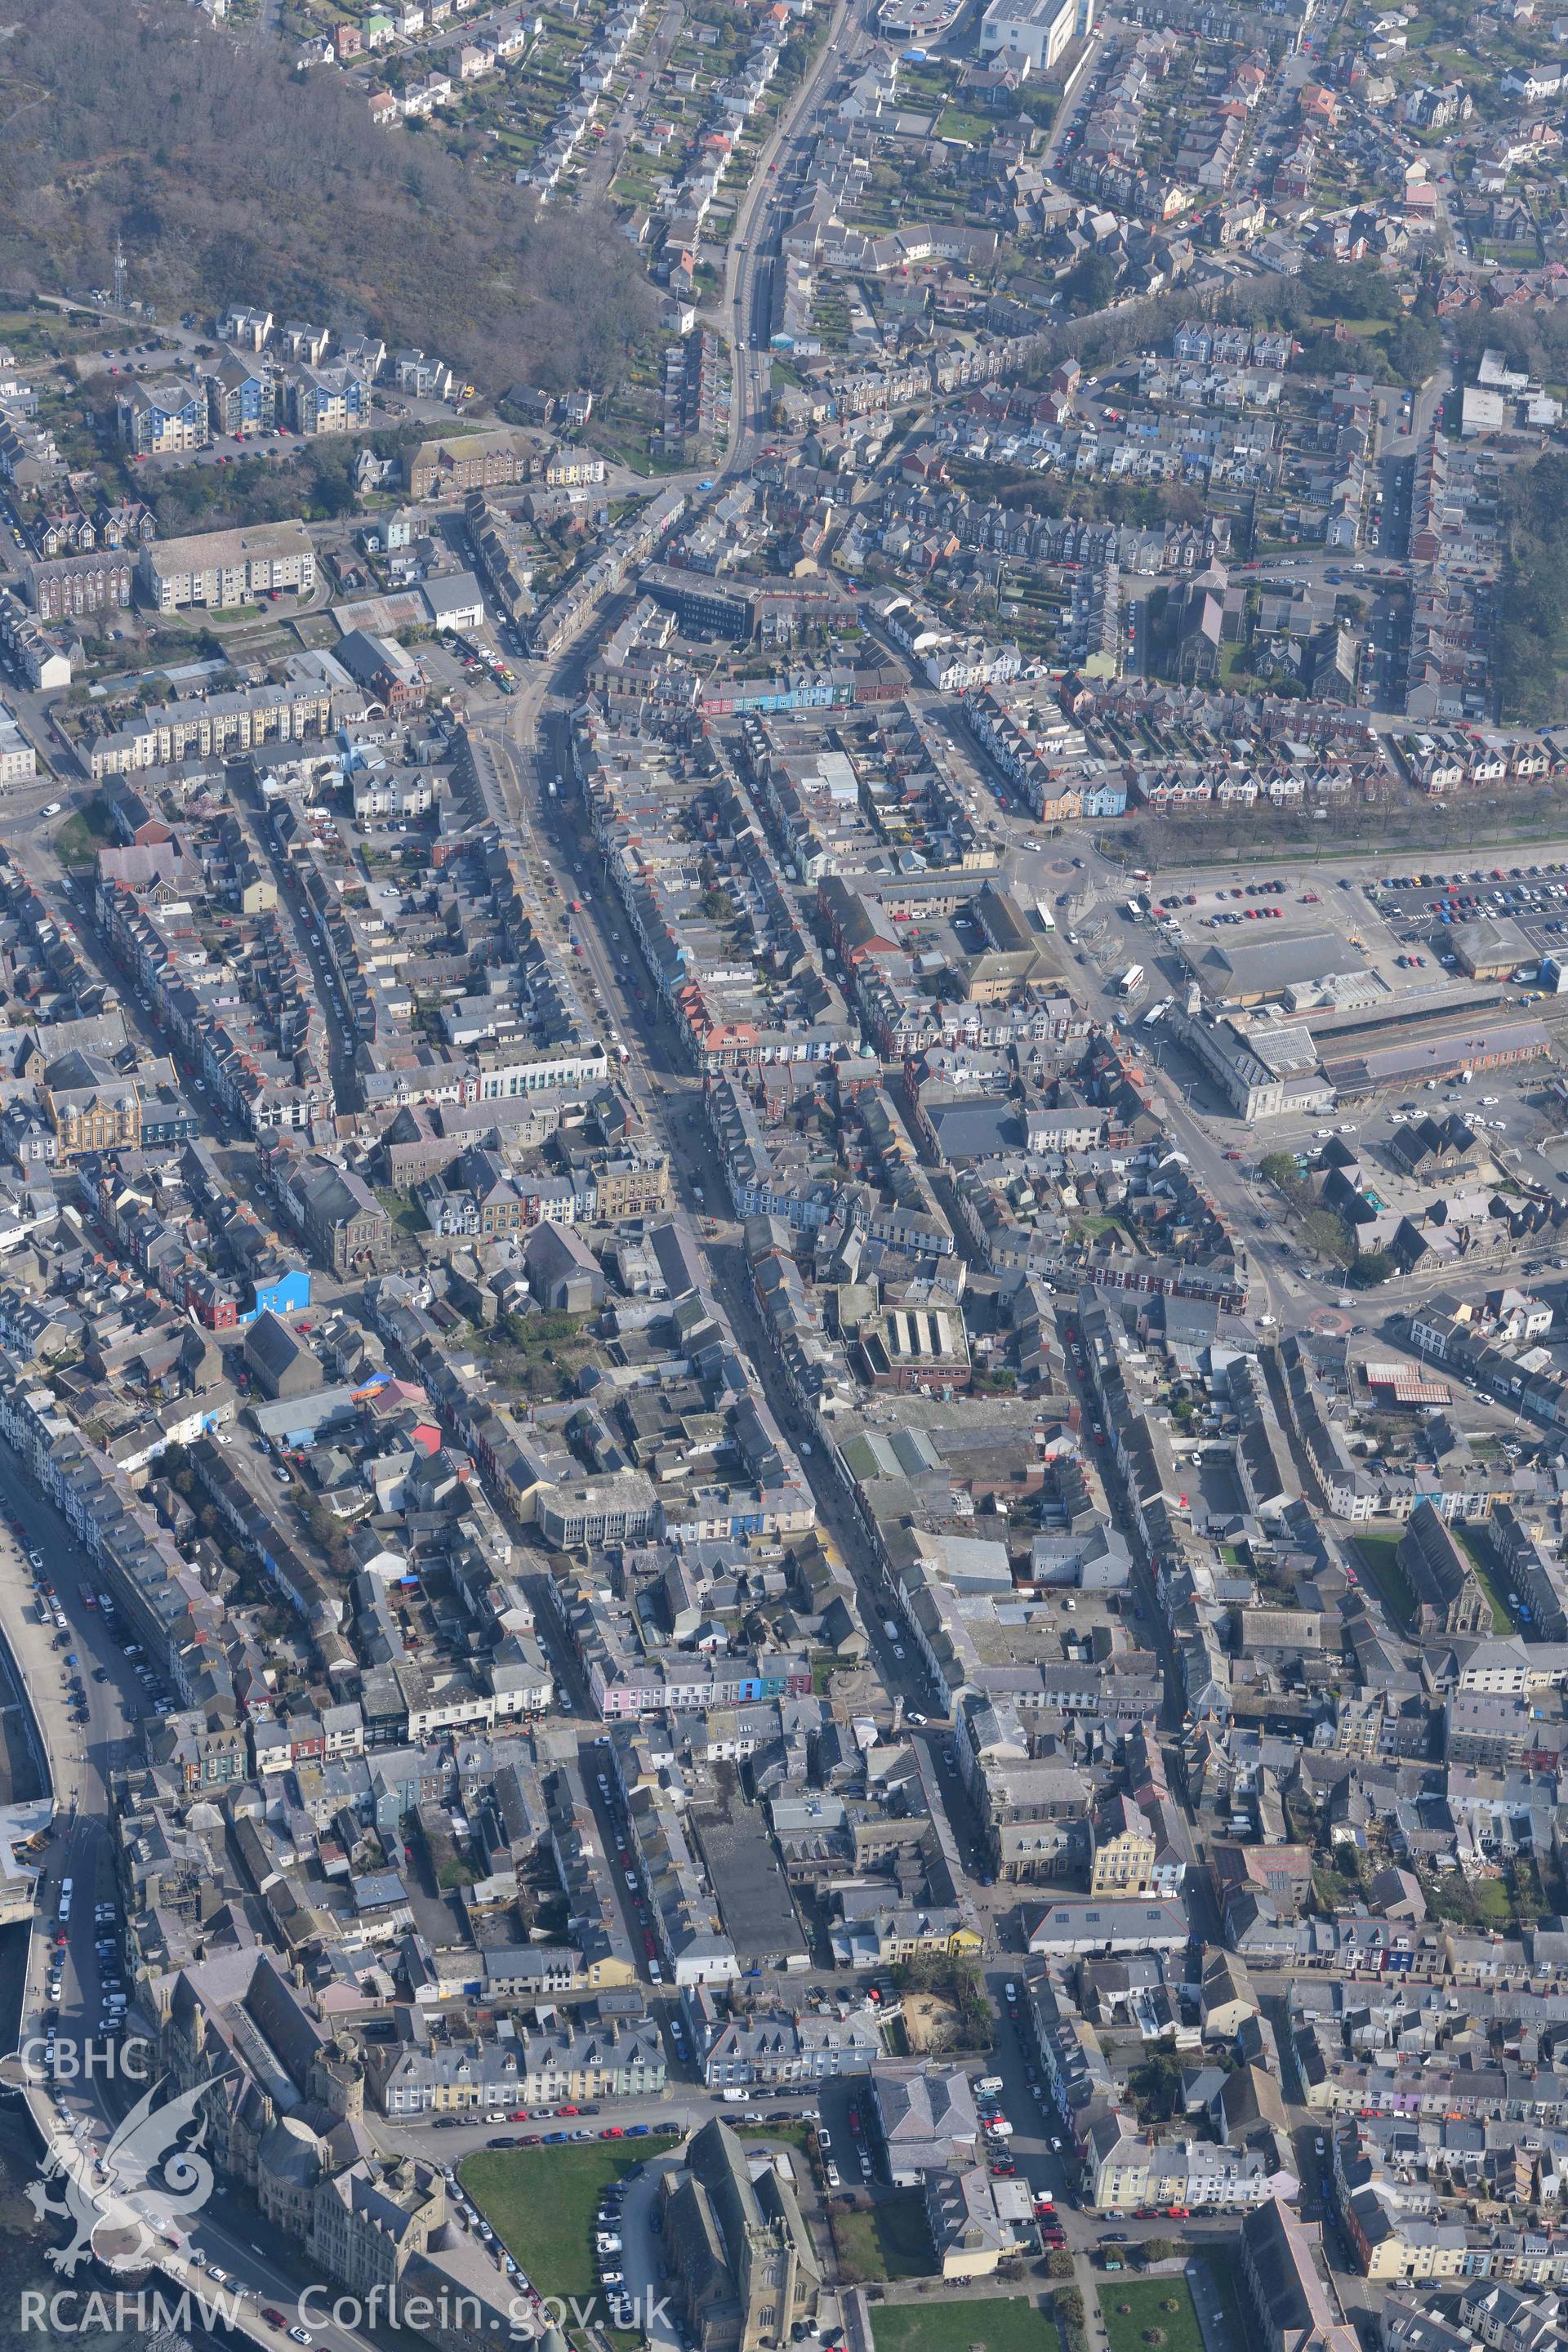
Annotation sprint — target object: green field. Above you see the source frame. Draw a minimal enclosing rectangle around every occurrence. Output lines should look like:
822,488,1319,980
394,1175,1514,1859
1453,1526,1511,1633
51,799,113,868
1098,2278,1205,2352
1352,1530,1419,1632
1193,2252,1246,2352
461,2141,657,2303
871,2300,1054,2352
833,2188,935,2281
740,2123,817,2159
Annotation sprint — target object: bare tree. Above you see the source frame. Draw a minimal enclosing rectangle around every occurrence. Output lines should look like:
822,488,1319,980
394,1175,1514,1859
0,0,653,394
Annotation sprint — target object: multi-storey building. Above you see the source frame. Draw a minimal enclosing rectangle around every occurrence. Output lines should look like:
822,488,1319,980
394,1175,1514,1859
118,376,211,457
205,352,274,438
367,2015,666,2114
0,704,36,788
24,550,135,621
1089,1794,1157,1894
405,427,539,498
138,519,317,612
87,679,335,777
308,2158,443,2300
41,1052,142,1157
290,367,372,437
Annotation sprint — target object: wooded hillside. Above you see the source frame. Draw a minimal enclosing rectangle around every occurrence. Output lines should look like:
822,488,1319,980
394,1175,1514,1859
0,0,651,393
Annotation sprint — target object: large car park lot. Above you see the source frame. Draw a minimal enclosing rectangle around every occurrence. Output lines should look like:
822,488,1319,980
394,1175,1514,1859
1365,858,1568,973
1135,866,1451,1005
1136,848,1568,1014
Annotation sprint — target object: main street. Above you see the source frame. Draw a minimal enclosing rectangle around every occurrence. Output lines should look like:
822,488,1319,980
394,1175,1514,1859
0,29,1530,2332
477,600,1568,1752
475,693,958,1740
0,21,1526,2351
719,0,860,483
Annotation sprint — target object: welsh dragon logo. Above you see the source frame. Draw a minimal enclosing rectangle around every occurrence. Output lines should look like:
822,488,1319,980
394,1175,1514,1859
25,2073,222,2275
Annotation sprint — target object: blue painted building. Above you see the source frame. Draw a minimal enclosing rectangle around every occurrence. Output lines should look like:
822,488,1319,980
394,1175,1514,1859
118,377,211,457
699,678,855,717
246,1265,312,1322
206,355,274,438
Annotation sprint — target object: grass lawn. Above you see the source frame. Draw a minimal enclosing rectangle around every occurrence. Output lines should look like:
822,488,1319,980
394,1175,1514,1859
833,2188,935,2282
375,1187,428,1237
739,2122,817,2160
872,2299,1054,2352
1352,1530,1418,1633
1098,2278,1205,2352
1453,1526,1510,1633
51,795,114,868
933,102,995,143
1306,314,1394,339
461,2141,658,2304
1423,1860,1544,1931
1192,2252,1247,2352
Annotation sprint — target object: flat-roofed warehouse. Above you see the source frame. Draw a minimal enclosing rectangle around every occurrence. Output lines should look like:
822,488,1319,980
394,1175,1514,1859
1186,929,1362,1008
1448,915,1533,980
138,519,317,612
